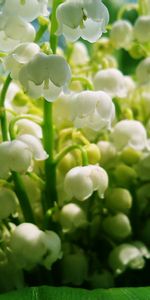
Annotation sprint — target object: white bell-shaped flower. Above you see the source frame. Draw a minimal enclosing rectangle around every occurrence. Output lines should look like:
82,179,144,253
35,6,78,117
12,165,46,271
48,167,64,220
70,91,115,131
70,42,89,65
2,0,49,22
0,135,48,179
64,165,108,201
134,16,150,43
110,20,133,50
10,223,62,270
136,57,150,85
4,42,40,80
93,68,127,98
59,203,87,232
56,0,109,43
0,13,35,52
0,140,32,179
17,134,48,161
109,244,145,274
18,52,72,101
40,230,62,269
111,120,148,151
0,188,18,219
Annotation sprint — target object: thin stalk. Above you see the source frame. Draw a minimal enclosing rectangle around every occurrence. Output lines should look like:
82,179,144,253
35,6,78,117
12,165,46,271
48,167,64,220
43,101,57,211
54,144,89,166
12,172,35,223
50,0,62,54
0,74,12,141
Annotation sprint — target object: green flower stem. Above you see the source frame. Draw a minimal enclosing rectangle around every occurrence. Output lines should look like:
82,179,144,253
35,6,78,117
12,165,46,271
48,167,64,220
42,100,57,211
54,144,89,166
0,74,12,141
12,171,35,223
34,25,48,43
71,76,94,91
9,114,42,140
50,0,62,54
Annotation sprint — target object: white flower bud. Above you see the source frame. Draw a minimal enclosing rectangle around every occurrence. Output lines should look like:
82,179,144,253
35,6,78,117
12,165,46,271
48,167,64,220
97,141,117,166
0,140,32,179
17,134,48,161
59,203,87,232
56,0,109,43
110,20,133,49
111,120,148,151
134,16,150,43
3,0,49,22
70,42,89,65
64,165,108,201
70,91,115,131
4,42,40,80
136,57,150,85
18,52,71,101
10,223,62,270
0,13,35,52
109,244,145,274
93,68,127,98
0,188,18,219
16,119,42,139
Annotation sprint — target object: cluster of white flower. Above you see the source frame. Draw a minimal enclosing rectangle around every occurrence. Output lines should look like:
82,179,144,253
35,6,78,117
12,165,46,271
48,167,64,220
0,0,150,293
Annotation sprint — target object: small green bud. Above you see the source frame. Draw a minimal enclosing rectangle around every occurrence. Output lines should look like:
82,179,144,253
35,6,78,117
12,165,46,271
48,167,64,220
84,143,101,164
105,188,132,213
121,147,141,165
114,163,137,188
58,153,77,175
103,213,132,240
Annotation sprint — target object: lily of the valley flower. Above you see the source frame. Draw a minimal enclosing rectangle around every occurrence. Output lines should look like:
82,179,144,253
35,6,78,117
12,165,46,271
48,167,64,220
0,13,35,52
136,57,150,85
0,135,48,179
18,52,72,101
110,20,133,50
0,188,18,219
2,0,49,22
56,0,109,43
69,91,115,131
111,120,148,151
10,223,62,270
59,203,87,232
4,42,40,80
93,68,128,98
64,165,109,201
134,16,150,43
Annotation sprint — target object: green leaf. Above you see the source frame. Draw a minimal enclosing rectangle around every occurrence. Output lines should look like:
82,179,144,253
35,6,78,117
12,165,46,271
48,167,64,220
1,286,150,300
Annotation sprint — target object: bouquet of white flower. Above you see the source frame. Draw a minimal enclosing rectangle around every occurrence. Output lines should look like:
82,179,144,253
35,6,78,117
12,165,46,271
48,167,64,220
0,0,150,299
